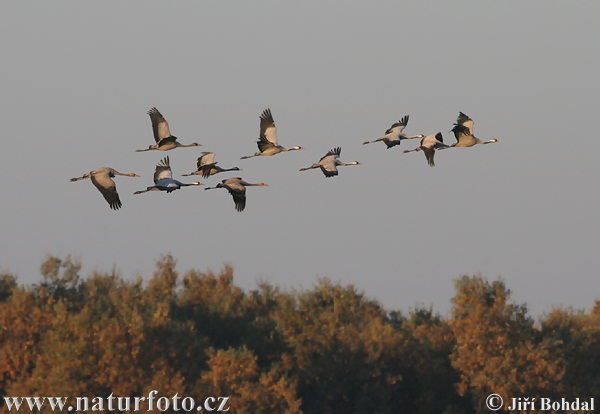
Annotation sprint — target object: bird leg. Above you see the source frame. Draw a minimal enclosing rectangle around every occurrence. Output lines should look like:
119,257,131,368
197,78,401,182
403,148,422,154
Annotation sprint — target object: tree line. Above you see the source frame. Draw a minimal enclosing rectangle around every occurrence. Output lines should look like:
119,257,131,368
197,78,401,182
1,256,598,413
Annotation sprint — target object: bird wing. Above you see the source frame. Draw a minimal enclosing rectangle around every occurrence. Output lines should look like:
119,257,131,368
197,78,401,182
384,138,401,148
256,135,276,152
319,156,339,177
222,177,242,184
154,157,173,182
455,112,474,135
385,115,409,134
320,164,339,177
148,107,171,142
198,152,216,167
423,147,435,167
451,124,471,143
230,191,246,212
224,181,247,212
259,108,277,145
90,170,122,210
320,147,341,161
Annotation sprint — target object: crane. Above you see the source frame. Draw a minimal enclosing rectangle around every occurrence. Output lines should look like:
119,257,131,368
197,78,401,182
70,167,140,210
240,108,304,159
133,156,203,194
136,107,200,152
181,152,241,179
363,115,425,148
403,132,448,167
204,177,268,212
299,147,361,177
451,112,500,147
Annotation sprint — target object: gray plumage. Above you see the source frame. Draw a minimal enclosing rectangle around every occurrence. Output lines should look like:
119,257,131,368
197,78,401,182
403,132,449,167
204,177,268,212
363,115,425,148
134,156,203,194
181,152,241,179
70,167,140,210
240,108,304,159
136,107,200,152
450,112,500,147
299,147,362,177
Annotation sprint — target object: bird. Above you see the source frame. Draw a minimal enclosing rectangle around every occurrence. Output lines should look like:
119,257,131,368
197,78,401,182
70,168,140,210
403,132,449,167
363,115,425,148
450,112,500,147
299,147,362,177
240,108,304,159
181,152,241,179
204,177,268,212
136,107,200,152
133,156,203,194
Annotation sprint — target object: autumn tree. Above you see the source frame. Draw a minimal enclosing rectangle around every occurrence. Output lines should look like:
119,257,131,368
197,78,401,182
196,347,301,413
398,308,470,414
0,273,16,302
272,278,414,414
141,255,208,396
0,286,54,402
541,307,600,398
37,256,83,308
2,256,596,414
449,275,565,412
178,265,251,350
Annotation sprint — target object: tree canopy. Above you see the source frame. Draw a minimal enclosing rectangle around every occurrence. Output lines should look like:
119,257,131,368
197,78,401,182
0,256,597,413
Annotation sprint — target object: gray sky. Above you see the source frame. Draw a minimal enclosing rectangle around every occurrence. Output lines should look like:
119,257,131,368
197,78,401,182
1,1,599,317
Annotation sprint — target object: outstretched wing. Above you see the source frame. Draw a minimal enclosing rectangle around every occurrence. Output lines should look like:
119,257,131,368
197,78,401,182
318,148,341,177
259,108,277,144
224,181,247,212
256,135,276,152
455,112,474,135
91,171,122,210
148,107,171,142
423,147,435,167
198,152,216,167
154,156,173,182
451,123,471,143
385,115,409,134
320,147,341,161
230,189,247,212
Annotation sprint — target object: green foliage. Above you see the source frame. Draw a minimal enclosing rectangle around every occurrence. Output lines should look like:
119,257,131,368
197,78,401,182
0,257,597,414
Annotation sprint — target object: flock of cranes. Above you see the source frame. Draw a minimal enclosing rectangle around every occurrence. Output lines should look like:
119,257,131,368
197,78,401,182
70,107,500,211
